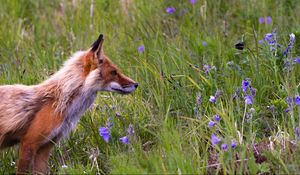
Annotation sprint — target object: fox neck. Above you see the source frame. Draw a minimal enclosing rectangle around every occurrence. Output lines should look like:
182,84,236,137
39,51,98,117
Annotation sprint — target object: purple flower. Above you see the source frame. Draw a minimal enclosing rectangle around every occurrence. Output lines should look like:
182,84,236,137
208,121,216,128
99,127,110,143
166,7,176,14
258,40,264,45
196,93,202,105
190,0,197,5
231,140,237,149
202,41,207,46
203,64,215,74
249,86,256,97
286,96,292,107
259,17,265,24
213,114,221,121
127,124,134,135
266,16,272,25
245,95,253,105
294,58,300,64
138,45,145,53
264,33,275,45
120,136,129,144
242,79,250,93
209,96,216,103
294,95,300,106
295,127,300,139
221,143,228,151
211,134,220,146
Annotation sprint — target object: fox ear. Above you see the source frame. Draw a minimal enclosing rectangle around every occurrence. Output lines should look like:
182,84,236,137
91,34,104,63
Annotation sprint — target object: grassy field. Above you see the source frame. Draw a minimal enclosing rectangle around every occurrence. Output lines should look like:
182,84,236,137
1,0,300,174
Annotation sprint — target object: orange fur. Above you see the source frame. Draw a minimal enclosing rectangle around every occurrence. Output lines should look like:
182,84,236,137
0,34,138,174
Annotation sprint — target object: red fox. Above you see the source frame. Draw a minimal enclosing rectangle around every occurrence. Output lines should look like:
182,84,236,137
0,34,138,174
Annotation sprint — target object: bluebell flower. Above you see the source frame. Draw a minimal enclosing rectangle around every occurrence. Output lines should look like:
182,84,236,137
295,127,300,139
213,114,221,121
258,40,264,45
209,96,216,103
208,121,216,128
196,93,202,106
286,96,292,107
284,33,296,56
294,95,300,106
202,41,207,46
190,0,197,5
138,45,145,53
259,17,265,24
99,127,110,143
242,79,250,93
120,136,129,144
231,140,237,149
166,7,176,14
245,95,253,105
249,85,256,97
294,58,300,64
127,124,134,135
221,143,228,151
211,134,220,146
266,16,272,25
264,33,275,45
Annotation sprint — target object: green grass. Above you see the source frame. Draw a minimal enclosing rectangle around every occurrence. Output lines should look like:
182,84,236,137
1,0,300,174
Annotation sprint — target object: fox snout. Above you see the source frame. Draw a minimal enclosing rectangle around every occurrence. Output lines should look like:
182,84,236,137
109,81,138,94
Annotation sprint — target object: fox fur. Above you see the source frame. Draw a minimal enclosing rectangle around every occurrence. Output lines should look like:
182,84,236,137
0,34,138,174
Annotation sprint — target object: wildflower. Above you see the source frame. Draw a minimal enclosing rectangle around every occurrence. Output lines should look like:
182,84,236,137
213,114,221,121
99,127,110,143
266,16,272,25
196,93,202,106
203,64,215,74
242,79,250,93
249,85,257,97
245,95,253,105
221,143,228,151
295,127,300,139
166,7,176,14
264,33,276,46
210,90,221,103
258,40,264,45
138,45,145,53
231,140,237,149
259,17,265,24
284,33,296,56
202,41,207,46
127,124,134,135
294,95,300,106
208,121,216,128
211,134,220,146
294,58,300,64
119,136,129,144
209,96,216,103
190,0,197,5
286,96,292,108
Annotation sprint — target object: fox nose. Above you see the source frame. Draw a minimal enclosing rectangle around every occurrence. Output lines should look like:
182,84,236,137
134,83,138,88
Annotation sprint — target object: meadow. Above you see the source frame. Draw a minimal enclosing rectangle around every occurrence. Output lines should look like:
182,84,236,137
1,0,300,174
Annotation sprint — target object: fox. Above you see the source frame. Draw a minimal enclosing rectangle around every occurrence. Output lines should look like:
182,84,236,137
0,34,138,174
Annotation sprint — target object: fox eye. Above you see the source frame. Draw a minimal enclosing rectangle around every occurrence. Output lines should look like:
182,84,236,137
111,70,117,76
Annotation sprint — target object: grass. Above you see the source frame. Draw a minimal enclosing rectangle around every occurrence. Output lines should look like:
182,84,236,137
1,0,300,174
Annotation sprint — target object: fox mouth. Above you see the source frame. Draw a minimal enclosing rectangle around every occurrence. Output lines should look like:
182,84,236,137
104,82,138,95
111,87,133,94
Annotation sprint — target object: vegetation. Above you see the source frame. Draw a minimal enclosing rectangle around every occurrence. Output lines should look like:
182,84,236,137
1,0,300,174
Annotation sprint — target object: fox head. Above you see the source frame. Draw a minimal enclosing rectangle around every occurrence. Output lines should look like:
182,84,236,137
82,34,138,94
